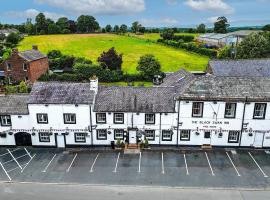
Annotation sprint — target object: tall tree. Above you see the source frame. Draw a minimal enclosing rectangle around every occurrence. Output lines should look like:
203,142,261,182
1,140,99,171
97,47,123,71
262,24,270,32
35,13,47,34
197,23,206,33
113,25,120,33
136,54,161,78
24,18,35,35
56,17,69,30
131,21,142,33
105,25,112,33
119,24,128,34
76,15,99,33
48,23,61,34
214,16,229,33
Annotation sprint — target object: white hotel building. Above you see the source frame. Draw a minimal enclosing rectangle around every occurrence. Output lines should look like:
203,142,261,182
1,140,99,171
1,59,270,148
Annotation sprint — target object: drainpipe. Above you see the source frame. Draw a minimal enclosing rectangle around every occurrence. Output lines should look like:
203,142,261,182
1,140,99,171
89,106,93,147
176,100,180,147
159,113,162,146
239,97,248,146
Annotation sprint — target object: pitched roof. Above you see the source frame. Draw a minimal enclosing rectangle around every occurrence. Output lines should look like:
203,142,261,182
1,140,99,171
159,69,195,87
19,50,47,62
0,94,29,115
208,59,270,77
94,86,176,113
28,82,95,105
178,75,270,102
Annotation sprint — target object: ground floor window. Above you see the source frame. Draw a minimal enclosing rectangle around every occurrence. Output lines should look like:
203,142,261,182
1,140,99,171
145,130,155,141
228,131,240,143
162,130,173,141
75,133,86,143
97,129,107,140
180,130,190,141
39,132,50,142
114,129,124,140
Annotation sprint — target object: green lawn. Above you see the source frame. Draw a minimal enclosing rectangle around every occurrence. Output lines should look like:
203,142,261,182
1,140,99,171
18,34,209,74
129,33,199,41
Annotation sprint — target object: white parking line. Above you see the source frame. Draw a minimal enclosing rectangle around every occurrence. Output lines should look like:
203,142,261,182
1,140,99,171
7,149,22,170
0,148,21,157
66,153,78,172
138,152,141,173
15,153,29,160
226,152,241,177
183,153,189,175
205,152,215,176
248,152,268,178
24,148,33,159
161,152,165,174
21,154,36,173
113,152,120,173
42,154,57,173
0,162,11,181
90,153,99,173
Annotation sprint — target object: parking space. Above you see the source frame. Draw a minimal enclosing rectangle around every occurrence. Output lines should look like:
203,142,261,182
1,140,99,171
0,147,270,188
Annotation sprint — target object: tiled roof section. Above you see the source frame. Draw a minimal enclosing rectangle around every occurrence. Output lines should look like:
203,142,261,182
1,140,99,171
0,94,29,115
209,59,270,77
29,82,95,105
159,69,195,87
94,86,176,113
178,75,270,101
19,50,47,62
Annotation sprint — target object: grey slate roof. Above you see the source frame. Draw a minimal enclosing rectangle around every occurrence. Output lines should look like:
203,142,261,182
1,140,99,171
19,50,46,62
209,59,270,77
0,94,29,115
178,75,270,102
159,69,195,87
29,82,95,105
94,86,176,113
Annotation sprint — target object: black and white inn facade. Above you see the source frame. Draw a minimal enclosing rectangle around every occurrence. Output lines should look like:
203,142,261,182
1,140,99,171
1,59,270,148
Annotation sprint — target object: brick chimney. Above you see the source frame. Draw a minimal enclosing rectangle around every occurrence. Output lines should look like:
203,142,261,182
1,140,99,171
90,75,98,94
32,45,38,50
12,48,18,55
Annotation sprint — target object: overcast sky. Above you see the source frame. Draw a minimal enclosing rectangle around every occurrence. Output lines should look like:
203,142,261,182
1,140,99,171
1,0,270,27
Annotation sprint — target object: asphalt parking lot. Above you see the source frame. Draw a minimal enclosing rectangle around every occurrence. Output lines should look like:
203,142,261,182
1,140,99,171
0,147,270,188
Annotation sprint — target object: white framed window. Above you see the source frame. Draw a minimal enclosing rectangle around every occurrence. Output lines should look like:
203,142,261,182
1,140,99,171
97,129,107,140
145,130,155,141
96,113,106,123
162,130,172,141
228,131,240,143
6,63,11,71
64,113,76,124
180,130,190,141
37,113,48,124
114,113,124,124
75,133,86,143
39,132,50,142
192,102,203,117
253,103,267,119
145,114,155,124
0,115,12,126
23,63,27,71
224,103,236,118
114,129,124,140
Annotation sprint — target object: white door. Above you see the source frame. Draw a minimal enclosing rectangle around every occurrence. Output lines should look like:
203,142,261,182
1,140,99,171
57,135,65,148
253,133,264,148
129,130,137,144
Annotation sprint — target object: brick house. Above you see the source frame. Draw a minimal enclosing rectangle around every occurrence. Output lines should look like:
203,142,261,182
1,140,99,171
0,45,49,83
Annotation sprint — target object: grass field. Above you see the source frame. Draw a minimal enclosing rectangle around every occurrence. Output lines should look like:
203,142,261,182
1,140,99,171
129,33,199,41
18,34,209,74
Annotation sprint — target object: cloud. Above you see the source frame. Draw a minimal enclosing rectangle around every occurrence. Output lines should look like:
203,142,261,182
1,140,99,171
35,0,145,15
207,16,219,23
140,18,179,27
166,0,178,5
4,9,66,21
185,0,234,14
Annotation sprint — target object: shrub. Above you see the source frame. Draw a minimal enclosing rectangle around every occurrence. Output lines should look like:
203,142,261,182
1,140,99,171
116,139,121,148
18,81,28,93
5,85,17,94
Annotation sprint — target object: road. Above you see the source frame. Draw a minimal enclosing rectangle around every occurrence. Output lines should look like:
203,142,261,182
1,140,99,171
1,182,270,200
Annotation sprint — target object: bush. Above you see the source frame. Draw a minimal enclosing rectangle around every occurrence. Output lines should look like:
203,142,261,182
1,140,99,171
144,138,149,148
5,85,17,94
18,81,28,93
116,139,121,148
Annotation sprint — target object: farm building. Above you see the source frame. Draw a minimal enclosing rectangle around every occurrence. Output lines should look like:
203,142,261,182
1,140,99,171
1,60,270,148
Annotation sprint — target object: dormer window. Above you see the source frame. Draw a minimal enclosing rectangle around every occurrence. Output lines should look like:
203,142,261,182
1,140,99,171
23,63,27,71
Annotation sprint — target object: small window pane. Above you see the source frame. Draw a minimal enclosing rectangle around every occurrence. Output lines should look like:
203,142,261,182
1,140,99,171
64,114,76,124
97,129,107,140
228,131,240,143
39,132,50,142
192,102,203,117
114,129,124,140
114,113,124,124
37,114,48,124
180,130,190,141
225,103,236,118
0,115,12,126
96,113,106,123
145,130,155,141
253,103,266,119
145,114,155,124
75,133,86,143
162,130,172,141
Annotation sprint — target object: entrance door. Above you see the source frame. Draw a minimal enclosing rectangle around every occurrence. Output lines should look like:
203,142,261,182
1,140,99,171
203,131,211,145
56,134,65,148
129,130,137,144
15,132,32,146
253,133,264,148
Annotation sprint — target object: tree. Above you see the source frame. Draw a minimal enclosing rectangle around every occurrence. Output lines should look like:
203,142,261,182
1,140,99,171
214,16,229,33
136,54,161,78
262,24,270,32
97,47,123,71
56,17,69,31
24,18,35,35
131,21,142,33
35,13,47,34
217,46,232,59
197,23,206,33
105,25,112,33
48,23,61,34
6,33,21,47
18,81,28,93
160,29,175,40
76,15,99,33
236,33,270,59
119,24,128,34
113,25,120,33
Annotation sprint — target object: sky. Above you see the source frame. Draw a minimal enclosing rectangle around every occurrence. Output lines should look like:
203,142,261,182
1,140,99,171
0,0,270,28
